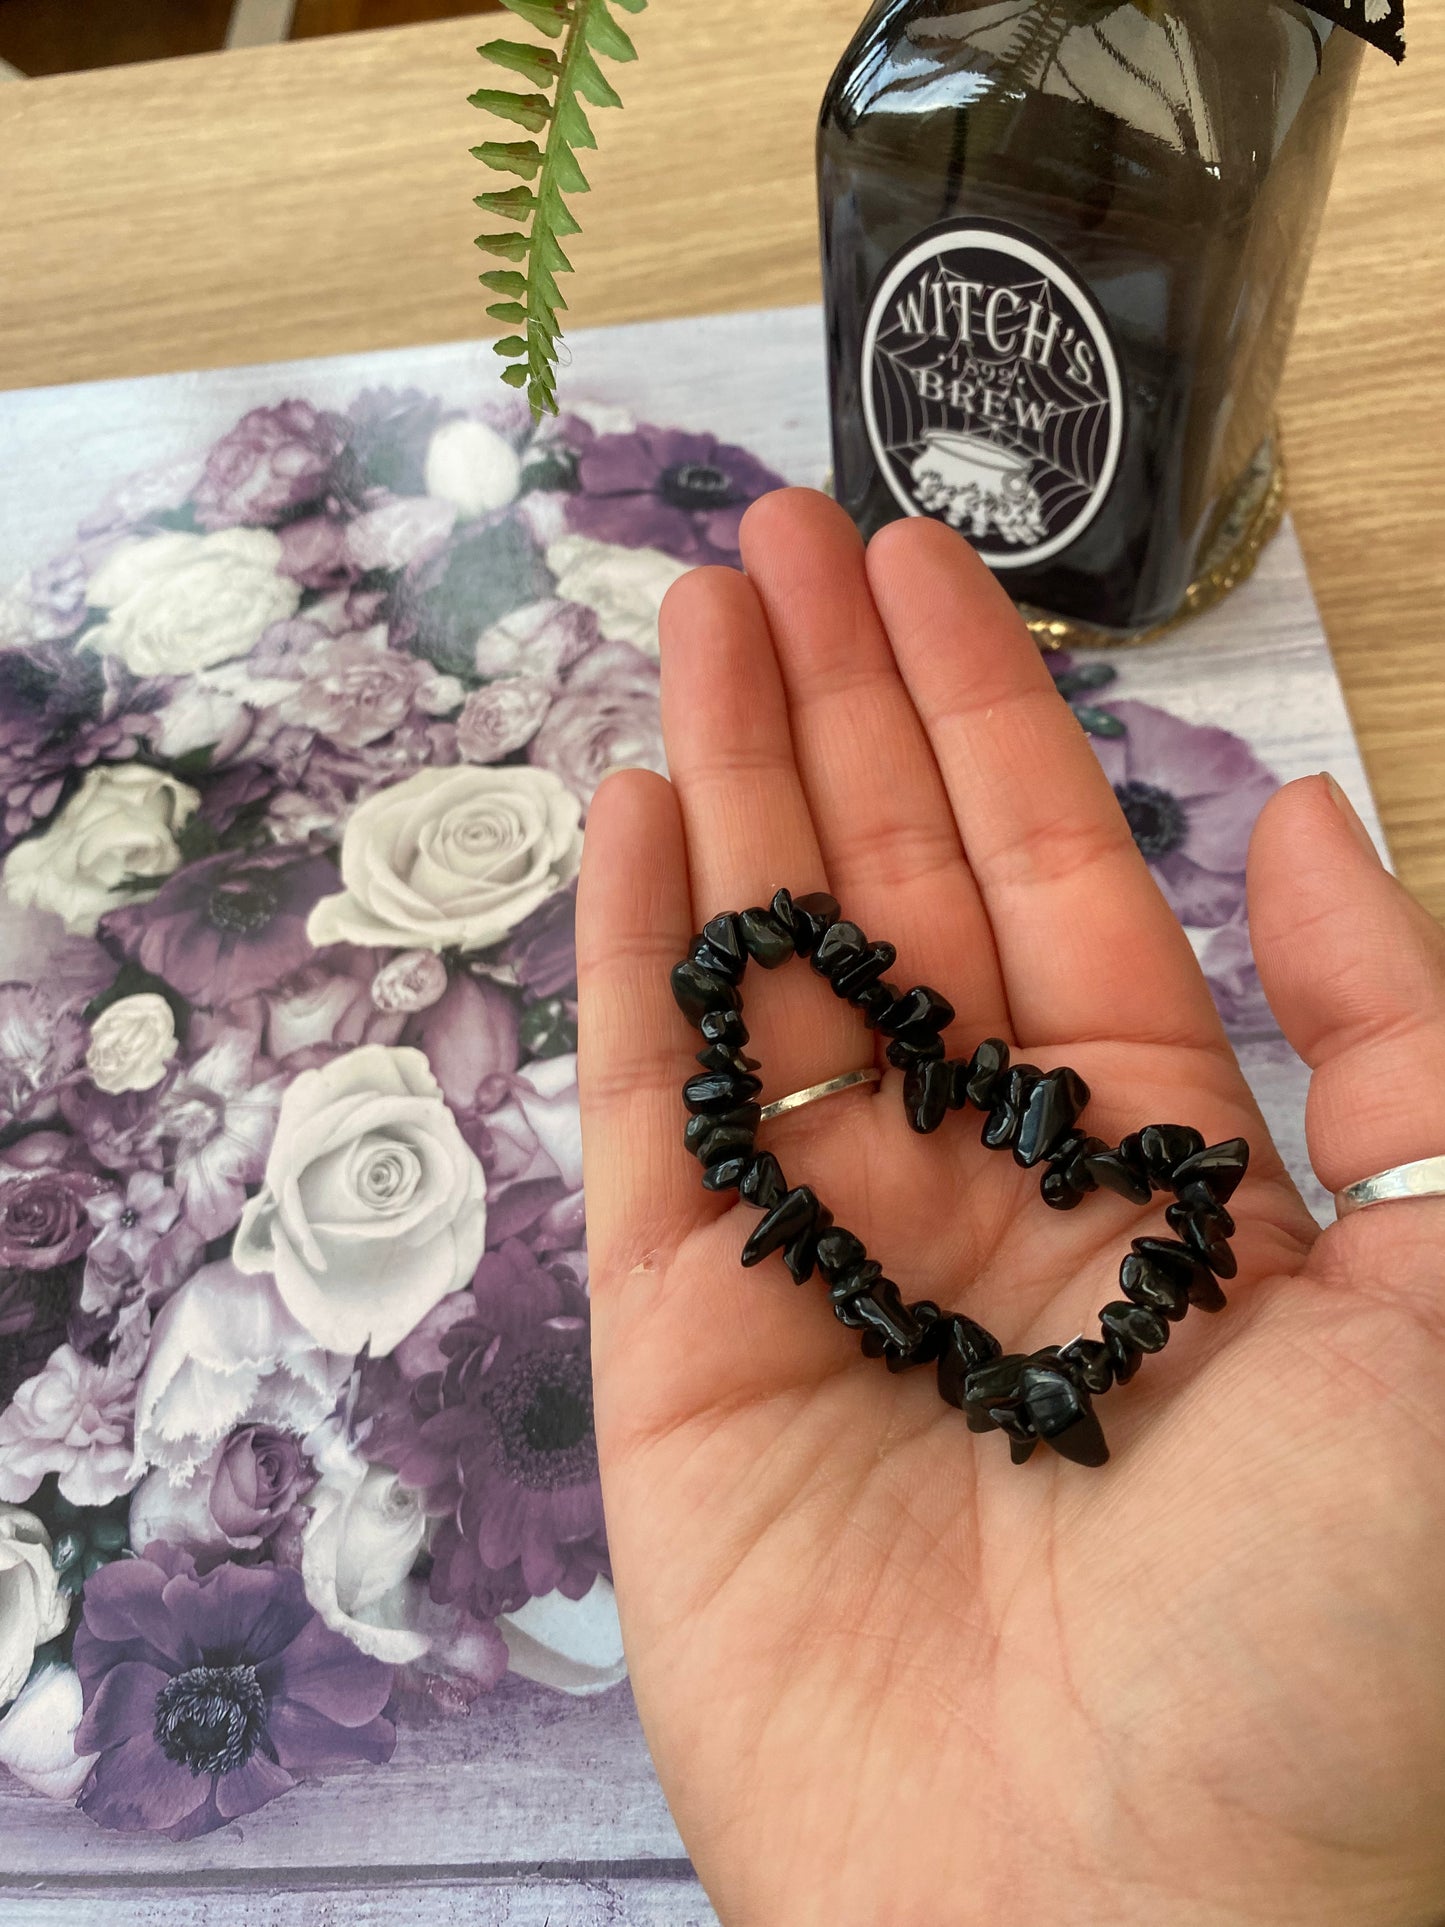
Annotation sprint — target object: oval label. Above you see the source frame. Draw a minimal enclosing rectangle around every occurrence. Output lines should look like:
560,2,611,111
861,221,1124,569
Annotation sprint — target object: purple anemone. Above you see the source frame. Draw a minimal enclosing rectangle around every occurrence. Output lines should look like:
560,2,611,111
73,1545,394,1839
1090,700,1280,929
560,419,785,566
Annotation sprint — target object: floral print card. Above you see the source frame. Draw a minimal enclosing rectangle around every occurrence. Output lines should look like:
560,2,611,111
0,306,1382,1919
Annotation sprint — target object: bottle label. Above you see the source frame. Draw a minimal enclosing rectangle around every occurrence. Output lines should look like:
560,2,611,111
861,221,1123,570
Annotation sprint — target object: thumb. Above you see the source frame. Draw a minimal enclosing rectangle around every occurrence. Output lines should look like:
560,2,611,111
1249,774,1445,1199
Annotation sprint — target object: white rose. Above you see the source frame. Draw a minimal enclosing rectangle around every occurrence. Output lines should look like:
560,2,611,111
83,527,301,675
424,418,522,519
2,763,200,937
132,1258,348,1481
306,765,584,955
85,993,179,1095
0,1664,95,1800
545,534,690,657
0,1505,70,1707
233,1045,488,1357
498,1578,627,1697
301,1427,429,1663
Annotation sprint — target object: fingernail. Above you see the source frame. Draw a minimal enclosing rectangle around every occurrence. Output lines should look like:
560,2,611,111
1321,773,1383,865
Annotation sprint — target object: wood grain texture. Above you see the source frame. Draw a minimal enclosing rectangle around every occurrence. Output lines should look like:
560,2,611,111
0,0,1439,916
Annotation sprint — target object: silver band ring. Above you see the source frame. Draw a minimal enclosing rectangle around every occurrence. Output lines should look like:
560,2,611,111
1334,1153,1445,1219
758,1067,882,1122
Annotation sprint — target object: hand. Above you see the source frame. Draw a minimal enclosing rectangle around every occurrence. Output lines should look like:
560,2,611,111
576,490,1445,1927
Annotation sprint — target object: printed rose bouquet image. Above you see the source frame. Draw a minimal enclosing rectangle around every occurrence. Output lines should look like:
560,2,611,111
0,387,785,1837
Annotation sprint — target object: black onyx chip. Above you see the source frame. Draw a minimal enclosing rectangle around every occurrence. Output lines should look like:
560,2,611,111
982,1065,1039,1151
699,1006,750,1050
832,941,897,1000
738,907,795,969
683,1069,763,1115
903,1057,951,1135
963,1038,1009,1110
1132,1236,1227,1311
812,920,867,980
1171,1137,1250,1206
1165,1201,1238,1279
670,959,740,1025
1139,1124,1206,1188
1014,1067,1091,1169
739,1151,785,1211
936,1315,1003,1408
702,1156,749,1193
885,1034,946,1071
701,912,746,975
741,1187,820,1267
1081,1140,1151,1206
877,984,955,1041
1017,1360,1109,1467
789,892,840,957
815,1227,867,1279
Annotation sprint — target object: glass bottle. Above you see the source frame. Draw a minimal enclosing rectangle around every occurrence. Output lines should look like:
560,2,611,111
818,0,1363,638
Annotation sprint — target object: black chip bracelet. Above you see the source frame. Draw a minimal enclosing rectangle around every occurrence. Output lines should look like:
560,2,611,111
670,886,1249,1470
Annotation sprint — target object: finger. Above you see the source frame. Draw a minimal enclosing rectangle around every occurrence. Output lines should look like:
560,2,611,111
1249,774,1445,1194
576,768,704,1277
866,518,1227,1054
659,565,863,1100
739,488,1010,1049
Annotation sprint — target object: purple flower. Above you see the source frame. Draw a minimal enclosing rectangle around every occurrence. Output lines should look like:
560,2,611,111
0,984,88,1130
527,639,663,808
397,970,520,1113
361,1239,606,1619
277,628,460,751
207,1425,315,1546
73,1546,394,1839
82,1171,185,1311
150,1032,286,1242
1090,700,1280,929
103,849,340,1007
0,643,155,851
501,882,577,1001
455,677,551,763
561,418,785,565
0,1259,80,1411
0,1132,107,1270
193,401,349,533
472,597,599,686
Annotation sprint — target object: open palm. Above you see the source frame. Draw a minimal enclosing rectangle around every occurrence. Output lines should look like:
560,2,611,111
576,491,1445,1927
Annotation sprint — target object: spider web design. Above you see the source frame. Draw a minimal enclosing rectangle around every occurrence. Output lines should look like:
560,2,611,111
872,268,1114,542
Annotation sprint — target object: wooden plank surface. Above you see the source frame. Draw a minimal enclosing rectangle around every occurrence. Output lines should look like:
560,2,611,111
0,2,1440,913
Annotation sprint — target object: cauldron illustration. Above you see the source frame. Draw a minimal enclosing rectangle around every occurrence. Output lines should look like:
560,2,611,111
909,430,1046,548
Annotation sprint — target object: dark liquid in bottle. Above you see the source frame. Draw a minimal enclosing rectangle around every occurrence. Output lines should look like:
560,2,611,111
819,0,1361,634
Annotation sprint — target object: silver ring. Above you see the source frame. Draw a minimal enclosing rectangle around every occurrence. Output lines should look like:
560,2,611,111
1334,1153,1445,1219
758,1068,882,1122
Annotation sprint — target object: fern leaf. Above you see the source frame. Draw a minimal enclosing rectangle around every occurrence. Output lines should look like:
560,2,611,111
471,140,545,178
471,0,647,420
478,38,560,87
499,0,569,35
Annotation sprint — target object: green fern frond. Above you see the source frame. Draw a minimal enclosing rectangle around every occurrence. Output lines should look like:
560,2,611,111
471,0,645,420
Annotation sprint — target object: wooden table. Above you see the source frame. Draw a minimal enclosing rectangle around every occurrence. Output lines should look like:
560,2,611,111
0,0,1441,917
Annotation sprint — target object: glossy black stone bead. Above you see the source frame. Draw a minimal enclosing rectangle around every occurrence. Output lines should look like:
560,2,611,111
831,940,897,1000
1041,1168,1086,1211
1132,1236,1228,1311
961,1351,1028,1414
1081,1138,1152,1206
1165,1201,1238,1279
768,887,798,942
963,1038,1010,1109
738,1151,785,1211
883,1299,949,1372
903,1057,952,1135
789,891,840,957
683,1069,763,1115
850,1277,920,1355
936,1315,1004,1408
784,1201,834,1285
702,912,747,976
697,1123,760,1169
670,959,740,1025
1017,1359,1109,1467
690,937,742,984
885,1034,946,1070
701,1155,749,1193
1008,1435,1041,1465
695,1042,761,1077
684,1104,759,1157
853,980,900,1027
738,907,796,969
1055,1336,1114,1395
829,1259,885,1322
1061,1134,1108,1193
811,919,867,981
1118,1249,1190,1321
981,1065,1040,1150
1014,1067,1091,1168
699,1006,750,1050
741,1186,820,1267
1139,1124,1206,1189
815,1227,867,1280
1171,1136,1250,1206
877,983,956,1042
1100,1300,1171,1382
